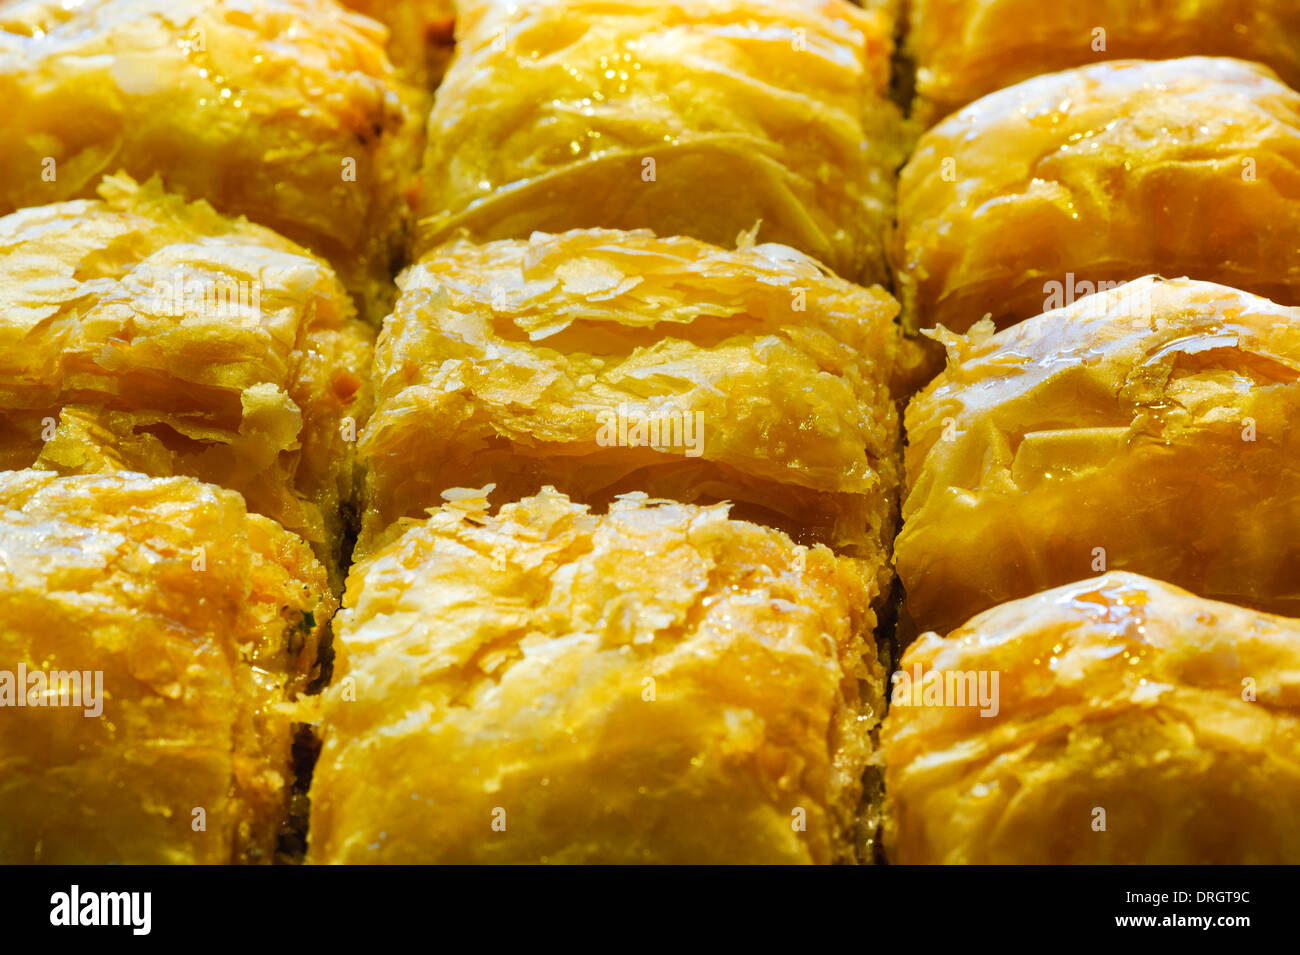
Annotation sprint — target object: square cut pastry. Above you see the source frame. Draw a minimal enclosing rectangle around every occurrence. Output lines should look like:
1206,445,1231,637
359,228,905,587
415,0,905,286
0,470,336,864
891,57,1300,335
906,0,1300,125
0,0,424,320
308,488,884,864
896,276,1300,635
883,572,1300,864
0,175,373,584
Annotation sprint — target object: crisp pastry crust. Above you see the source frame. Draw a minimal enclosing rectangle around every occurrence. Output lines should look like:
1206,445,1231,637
906,0,1300,126
341,0,456,86
897,276,1300,634
415,0,905,286
308,487,884,864
0,0,423,320
0,175,374,584
882,572,1300,864
358,228,904,593
0,470,336,864
891,57,1300,335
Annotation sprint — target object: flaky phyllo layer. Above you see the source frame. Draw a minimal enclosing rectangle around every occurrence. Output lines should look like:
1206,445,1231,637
0,471,336,864
0,175,373,582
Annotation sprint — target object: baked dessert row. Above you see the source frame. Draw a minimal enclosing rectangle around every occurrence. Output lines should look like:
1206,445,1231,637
7,469,1298,864
5,0,1296,866
0,0,906,319
0,471,882,863
0,178,909,584
3,236,1294,865
0,0,915,866
0,179,910,864
317,505,1300,864
886,273,1300,864
12,3,1292,347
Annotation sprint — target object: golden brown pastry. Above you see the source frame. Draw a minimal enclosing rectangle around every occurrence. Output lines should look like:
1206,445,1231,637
342,0,457,86
359,228,905,593
309,487,884,864
0,470,337,864
882,572,1300,864
897,275,1300,634
0,175,373,582
0,0,423,320
415,0,905,286
906,0,1300,125
891,57,1300,335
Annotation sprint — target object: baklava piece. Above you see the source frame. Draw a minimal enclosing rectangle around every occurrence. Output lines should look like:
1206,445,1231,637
0,470,336,864
415,0,905,286
897,276,1300,634
0,175,373,583
309,487,884,863
883,572,1300,864
891,58,1300,334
